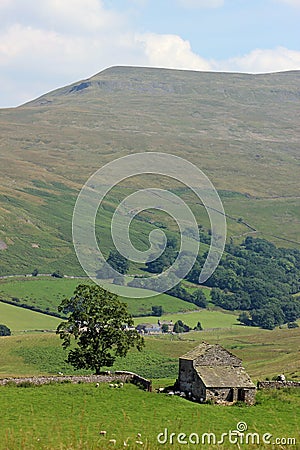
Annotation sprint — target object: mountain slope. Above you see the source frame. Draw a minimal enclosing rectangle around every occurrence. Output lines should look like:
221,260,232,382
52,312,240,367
0,66,299,274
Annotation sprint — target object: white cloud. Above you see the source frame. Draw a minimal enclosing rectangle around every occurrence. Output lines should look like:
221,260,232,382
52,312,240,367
0,0,11,7
0,0,124,33
216,47,300,73
177,0,224,8
0,0,299,107
136,33,212,71
0,0,136,106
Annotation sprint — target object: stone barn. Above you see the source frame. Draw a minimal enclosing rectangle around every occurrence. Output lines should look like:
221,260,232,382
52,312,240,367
177,342,256,405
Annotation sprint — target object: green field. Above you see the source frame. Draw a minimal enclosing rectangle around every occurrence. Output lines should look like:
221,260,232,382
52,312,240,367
0,381,299,449
0,277,202,317
134,309,238,329
0,302,60,333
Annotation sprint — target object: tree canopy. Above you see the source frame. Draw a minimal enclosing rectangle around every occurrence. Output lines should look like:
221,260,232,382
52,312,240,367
188,236,300,330
56,284,144,374
0,324,11,336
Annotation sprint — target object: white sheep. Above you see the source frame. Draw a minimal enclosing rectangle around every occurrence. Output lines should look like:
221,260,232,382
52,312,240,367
109,439,116,445
99,430,107,436
95,382,100,388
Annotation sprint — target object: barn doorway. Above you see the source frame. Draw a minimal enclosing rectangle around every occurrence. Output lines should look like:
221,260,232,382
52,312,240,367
237,388,245,401
227,388,234,401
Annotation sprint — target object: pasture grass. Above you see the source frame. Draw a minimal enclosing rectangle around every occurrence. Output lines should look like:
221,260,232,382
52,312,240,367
0,301,60,332
0,382,299,449
133,309,238,329
0,277,199,316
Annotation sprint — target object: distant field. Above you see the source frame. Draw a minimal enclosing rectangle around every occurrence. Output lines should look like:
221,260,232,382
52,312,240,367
0,277,84,314
0,302,60,332
134,310,238,329
0,277,200,316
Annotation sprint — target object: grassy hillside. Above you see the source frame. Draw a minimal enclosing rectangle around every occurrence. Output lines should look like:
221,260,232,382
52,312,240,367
0,67,300,275
0,277,203,316
1,325,299,381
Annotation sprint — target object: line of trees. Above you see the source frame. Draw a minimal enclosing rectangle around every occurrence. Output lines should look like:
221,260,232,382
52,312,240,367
141,234,300,330
200,237,300,329
92,231,300,330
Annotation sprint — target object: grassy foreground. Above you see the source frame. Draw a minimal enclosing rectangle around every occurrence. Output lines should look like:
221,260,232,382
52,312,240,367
0,382,299,450
0,323,299,449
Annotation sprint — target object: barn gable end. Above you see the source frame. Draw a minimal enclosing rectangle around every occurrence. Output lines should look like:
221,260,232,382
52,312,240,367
178,342,256,405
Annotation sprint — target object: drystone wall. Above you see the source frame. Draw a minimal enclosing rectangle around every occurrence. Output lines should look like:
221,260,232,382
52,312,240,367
0,371,152,391
258,381,300,389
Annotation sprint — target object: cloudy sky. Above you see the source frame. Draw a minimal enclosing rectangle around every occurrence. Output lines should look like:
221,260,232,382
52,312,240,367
0,0,299,107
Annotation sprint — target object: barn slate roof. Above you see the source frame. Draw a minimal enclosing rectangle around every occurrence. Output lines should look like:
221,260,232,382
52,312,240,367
180,342,241,363
194,365,256,388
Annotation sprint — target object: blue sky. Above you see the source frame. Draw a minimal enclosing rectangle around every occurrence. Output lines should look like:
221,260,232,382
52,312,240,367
0,0,299,107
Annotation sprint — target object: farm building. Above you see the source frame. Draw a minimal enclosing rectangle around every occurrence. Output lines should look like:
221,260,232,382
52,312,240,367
158,319,174,333
136,323,161,334
177,342,256,405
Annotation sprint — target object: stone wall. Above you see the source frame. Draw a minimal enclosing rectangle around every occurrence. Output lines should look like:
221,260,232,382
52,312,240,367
0,372,152,391
178,359,195,393
258,381,300,389
206,387,232,402
115,371,152,392
244,389,256,405
206,387,256,405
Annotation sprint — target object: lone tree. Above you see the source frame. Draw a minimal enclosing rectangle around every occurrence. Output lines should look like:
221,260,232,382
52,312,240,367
56,284,144,374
